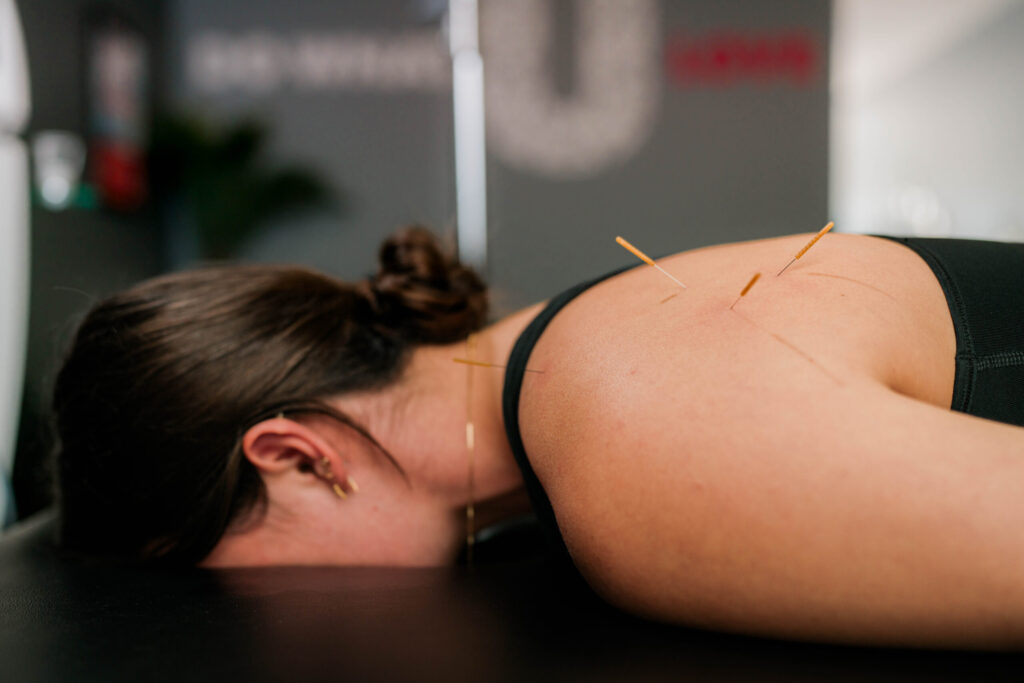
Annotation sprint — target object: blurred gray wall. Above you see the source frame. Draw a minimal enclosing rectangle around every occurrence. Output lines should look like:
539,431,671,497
484,0,830,310
170,0,830,312
168,0,457,281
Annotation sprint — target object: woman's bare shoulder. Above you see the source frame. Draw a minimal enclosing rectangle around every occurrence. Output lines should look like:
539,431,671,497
512,233,1024,645
539,369,1024,645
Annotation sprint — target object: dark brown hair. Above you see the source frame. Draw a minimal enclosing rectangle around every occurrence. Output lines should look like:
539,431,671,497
52,227,487,564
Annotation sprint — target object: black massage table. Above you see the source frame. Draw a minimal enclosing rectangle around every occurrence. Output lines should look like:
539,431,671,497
1,511,1021,681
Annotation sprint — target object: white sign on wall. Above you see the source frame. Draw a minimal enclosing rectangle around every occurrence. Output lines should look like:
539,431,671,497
185,0,661,180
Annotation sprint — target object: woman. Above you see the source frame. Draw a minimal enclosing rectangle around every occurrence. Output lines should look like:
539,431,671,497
53,226,1024,647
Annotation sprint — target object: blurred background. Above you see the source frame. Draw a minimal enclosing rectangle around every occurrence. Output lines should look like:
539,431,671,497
2,0,1022,526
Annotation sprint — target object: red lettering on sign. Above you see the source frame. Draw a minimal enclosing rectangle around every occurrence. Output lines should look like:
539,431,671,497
92,142,147,211
664,31,818,87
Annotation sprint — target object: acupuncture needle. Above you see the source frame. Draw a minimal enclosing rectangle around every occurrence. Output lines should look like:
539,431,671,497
777,222,835,276
453,358,544,373
464,334,477,565
729,272,761,310
615,236,687,289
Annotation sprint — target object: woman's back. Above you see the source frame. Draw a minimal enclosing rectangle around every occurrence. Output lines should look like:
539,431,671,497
512,233,1024,646
524,233,955,409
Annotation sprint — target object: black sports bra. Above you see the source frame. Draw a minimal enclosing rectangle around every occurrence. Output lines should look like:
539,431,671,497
501,266,632,564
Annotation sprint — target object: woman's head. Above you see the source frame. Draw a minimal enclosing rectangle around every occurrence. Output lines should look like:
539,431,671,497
53,227,487,564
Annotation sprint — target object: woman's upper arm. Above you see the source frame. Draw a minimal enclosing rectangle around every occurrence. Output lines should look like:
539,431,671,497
549,377,1024,647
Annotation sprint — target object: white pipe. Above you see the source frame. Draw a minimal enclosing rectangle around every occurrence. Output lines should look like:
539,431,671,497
0,0,30,132
448,0,488,272
0,0,31,526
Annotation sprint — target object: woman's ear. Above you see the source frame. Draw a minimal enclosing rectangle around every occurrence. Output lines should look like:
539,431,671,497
242,416,342,479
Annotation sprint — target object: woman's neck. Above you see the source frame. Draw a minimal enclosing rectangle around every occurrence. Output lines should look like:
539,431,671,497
382,303,545,538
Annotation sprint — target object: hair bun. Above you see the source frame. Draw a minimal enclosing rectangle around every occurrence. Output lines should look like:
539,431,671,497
367,226,488,343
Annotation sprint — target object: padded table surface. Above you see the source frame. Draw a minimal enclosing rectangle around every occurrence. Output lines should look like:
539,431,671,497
1,512,1021,682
